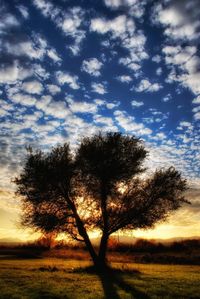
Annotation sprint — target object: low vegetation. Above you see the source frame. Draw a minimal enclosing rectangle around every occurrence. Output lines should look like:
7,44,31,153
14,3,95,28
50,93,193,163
0,238,200,265
0,257,199,299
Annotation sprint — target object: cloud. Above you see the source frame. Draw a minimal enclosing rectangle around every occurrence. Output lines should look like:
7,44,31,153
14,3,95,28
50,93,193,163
68,100,98,114
46,84,61,95
47,49,61,63
56,71,79,89
0,6,20,33
135,79,162,92
152,1,200,98
9,93,37,107
162,94,172,102
93,99,120,109
35,95,70,119
81,58,103,77
163,45,200,95
116,75,132,83
153,0,200,41
0,4,61,90
93,114,114,127
192,96,200,105
131,100,144,107
17,5,29,19
91,15,133,35
33,1,86,55
90,15,148,72
152,55,161,63
22,80,43,95
0,61,32,84
104,0,147,18
178,121,193,129
114,110,152,135
33,64,49,80
156,67,162,76
3,33,53,62
91,82,107,94
143,108,169,124
194,112,200,121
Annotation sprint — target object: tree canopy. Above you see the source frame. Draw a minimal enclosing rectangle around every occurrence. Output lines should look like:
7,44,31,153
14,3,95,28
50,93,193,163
14,132,189,268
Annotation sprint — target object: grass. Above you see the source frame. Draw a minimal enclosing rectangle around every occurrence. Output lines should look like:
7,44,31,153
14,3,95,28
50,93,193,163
0,257,200,298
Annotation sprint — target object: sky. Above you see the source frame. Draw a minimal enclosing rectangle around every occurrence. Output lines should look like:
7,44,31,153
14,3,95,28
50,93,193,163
0,0,200,242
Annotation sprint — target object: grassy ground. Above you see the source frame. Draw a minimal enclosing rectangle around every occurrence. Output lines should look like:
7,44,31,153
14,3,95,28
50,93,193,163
0,257,199,299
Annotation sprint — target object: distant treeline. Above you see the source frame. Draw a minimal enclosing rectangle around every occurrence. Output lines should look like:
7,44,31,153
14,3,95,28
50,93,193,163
0,237,199,265
107,238,200,253
1,237,200,252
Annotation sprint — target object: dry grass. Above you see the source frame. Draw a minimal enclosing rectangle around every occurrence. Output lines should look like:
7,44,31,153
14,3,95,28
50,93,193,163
0,257,199,298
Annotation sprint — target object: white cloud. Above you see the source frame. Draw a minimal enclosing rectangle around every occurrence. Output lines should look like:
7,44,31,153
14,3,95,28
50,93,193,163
0,61,32,84
68,100,98,114
56,71,79,89
62,12,81,34
5,39,45,61
17,5,29,19
153,1,200,41
93,99,120,109
131,100,144,107
104,0,147,18
33,1,86,55
116,75,132,83
163,45,200,95
33,64,49,80
61,7,85,55
35,95,52,110
91,15,131,35
114,110,152,135
106,102,119,109
152,55,161,63
93,114,114,127
119,59,141,71
22,80,43,95
153,1,200,98
47,49,61,63
154,132,166,141
194,111,200,121
43,100,70,119
35,95,70,119
156,67,162,76
81,58,103,76
193,96,200,105
90,15,148,72
162,94,172,102
91,82,107,94
9,93,37,107
3,32,61,66
46,84,61,95
179,121,193,128
0,11,19,33
136,79,162,92
32,0,55,18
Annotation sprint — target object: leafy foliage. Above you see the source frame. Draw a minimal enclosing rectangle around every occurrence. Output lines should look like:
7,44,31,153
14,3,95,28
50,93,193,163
14,132,189,266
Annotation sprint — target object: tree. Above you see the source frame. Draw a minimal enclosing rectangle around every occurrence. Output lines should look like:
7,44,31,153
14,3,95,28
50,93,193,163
14,132,189,269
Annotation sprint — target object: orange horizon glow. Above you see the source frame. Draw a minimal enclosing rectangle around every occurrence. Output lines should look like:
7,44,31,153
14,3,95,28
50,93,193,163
0,187,199,243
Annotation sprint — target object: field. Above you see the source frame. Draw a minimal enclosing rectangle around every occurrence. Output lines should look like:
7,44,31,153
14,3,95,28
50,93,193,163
0,257,200,299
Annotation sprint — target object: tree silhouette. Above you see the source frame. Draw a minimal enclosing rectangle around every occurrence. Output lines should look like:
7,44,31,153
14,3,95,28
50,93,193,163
14,132,189,269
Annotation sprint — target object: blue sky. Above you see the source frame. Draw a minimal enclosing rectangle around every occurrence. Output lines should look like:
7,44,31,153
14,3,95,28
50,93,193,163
0,0,200,240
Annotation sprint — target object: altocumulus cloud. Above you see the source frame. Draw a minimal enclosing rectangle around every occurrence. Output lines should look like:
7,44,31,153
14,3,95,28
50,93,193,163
0,0,199,240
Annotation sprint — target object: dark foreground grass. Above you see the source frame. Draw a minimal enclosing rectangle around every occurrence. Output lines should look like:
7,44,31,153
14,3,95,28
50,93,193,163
0,258,199,299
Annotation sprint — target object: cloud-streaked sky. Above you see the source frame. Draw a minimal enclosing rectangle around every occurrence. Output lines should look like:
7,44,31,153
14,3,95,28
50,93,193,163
0,0,200,241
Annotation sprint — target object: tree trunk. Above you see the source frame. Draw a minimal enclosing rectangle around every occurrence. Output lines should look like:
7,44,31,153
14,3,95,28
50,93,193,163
67,198,99,267
98,181,109,269
98,232,109,268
